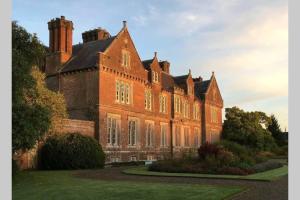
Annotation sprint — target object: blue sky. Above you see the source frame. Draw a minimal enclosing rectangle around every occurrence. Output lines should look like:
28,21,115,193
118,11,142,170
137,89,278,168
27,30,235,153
13,0,288,130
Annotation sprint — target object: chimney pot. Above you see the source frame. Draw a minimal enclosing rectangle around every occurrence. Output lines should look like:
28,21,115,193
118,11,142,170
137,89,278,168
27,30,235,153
123,20,127,28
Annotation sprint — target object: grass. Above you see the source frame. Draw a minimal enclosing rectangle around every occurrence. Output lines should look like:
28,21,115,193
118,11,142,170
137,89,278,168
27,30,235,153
123,165,288,181
13,170,245,200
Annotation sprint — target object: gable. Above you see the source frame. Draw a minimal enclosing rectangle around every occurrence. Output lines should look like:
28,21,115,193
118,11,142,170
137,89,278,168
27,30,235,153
103,28,147,80
205,77,223,107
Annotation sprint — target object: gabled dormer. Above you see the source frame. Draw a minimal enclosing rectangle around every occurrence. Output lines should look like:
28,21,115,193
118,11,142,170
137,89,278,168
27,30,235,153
186,69,195,97
142,52,162,84
194,72,223,108
173,69,194,96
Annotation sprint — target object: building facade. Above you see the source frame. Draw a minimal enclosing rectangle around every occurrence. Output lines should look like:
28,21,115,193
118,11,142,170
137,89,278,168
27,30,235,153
45,16,224,163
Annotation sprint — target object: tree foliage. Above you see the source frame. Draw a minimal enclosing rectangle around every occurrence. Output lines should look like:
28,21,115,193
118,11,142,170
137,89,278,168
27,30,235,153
29,67,68,133
268,115,287,146
222,107,277,151
12,22,65,153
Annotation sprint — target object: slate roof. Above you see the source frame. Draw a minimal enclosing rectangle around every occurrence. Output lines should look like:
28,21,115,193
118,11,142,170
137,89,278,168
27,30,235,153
142,59,154,70
173,75,189,85
194,80,211,100
161,72,176,91
60,36,116,73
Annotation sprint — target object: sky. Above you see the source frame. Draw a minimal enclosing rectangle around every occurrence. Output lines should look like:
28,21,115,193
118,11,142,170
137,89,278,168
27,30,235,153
13,0,288,130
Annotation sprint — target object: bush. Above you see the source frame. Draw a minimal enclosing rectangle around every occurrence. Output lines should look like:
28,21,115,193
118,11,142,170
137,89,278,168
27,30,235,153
40,133,105,170
198,142,222,160
217,140,255,165
273,145,288,156
198,142,239,169
252,160,283,173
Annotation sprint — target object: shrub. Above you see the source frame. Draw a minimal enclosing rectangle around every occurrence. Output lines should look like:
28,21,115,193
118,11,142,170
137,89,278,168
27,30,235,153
217,140,255,165
40,133,105,170
198,142,239,169
252,160,283,173
273,145,288,156
198,142,222,160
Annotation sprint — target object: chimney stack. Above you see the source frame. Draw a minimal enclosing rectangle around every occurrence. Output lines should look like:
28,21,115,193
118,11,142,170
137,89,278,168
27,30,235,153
82,28,111,43
45,16,73,75
159,61,170,74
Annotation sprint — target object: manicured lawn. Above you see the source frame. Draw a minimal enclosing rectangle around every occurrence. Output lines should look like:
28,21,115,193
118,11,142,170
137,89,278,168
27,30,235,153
13,170,245,200
123,165,288,181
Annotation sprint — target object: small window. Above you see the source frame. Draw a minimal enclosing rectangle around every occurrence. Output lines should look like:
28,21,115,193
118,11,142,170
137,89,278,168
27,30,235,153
129,156,137,161
122,50,130,68
160,124,167,147
107,116,120,146
147,155,155,161
184,127,189,147
152,71,159,83
128,120,137,146
145,122,154,147
174,96,181,113
175,125,181,147
194,128,200,147
159,94,167,113
116,80,131,105
145,90,152,111
111,157,120,163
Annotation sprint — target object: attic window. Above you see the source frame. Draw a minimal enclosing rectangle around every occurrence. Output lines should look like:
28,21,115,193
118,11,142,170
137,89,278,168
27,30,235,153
152,71,159,83
122,50,130,68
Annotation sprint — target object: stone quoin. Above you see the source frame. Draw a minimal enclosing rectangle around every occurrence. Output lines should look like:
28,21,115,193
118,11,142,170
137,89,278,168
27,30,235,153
45,16,224,163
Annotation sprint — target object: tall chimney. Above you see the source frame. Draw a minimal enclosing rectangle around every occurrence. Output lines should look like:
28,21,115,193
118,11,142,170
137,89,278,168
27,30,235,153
159,61,170,74
45,16,73,75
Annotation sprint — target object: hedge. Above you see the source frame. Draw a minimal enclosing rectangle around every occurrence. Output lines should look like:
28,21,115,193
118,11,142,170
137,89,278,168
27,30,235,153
40,133,105,170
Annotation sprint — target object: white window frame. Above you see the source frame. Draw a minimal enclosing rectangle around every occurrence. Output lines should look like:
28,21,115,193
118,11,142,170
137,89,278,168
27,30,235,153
107,114,121,147
128,120,137,146
193,103,200,120
145,121,154,147
122,50,130,68
145,90,152,111
160,123,168,147
194,127,200,147
184,127,190,147
174,95,181,113
159,94,167,113
116,80,132,105
174,125,181,147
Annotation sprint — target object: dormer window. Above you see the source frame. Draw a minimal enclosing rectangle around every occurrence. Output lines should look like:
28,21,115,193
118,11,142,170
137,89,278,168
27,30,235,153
152,71,159,83
122,50,130,68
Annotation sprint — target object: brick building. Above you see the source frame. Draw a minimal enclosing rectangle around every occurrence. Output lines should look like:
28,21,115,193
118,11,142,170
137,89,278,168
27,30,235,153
45,16,223,163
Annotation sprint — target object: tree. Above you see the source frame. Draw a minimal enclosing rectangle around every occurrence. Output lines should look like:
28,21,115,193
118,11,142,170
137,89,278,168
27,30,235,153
222,107,277,151
268,115,287,146
12,21,51,153
29,67,68,133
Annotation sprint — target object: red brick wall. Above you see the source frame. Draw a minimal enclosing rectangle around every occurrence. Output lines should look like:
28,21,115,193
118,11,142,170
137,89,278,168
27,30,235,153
57,119,95,138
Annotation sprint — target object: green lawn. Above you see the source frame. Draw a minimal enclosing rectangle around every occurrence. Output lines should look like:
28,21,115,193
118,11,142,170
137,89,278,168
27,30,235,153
13,170,245,200
123,165,288,181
